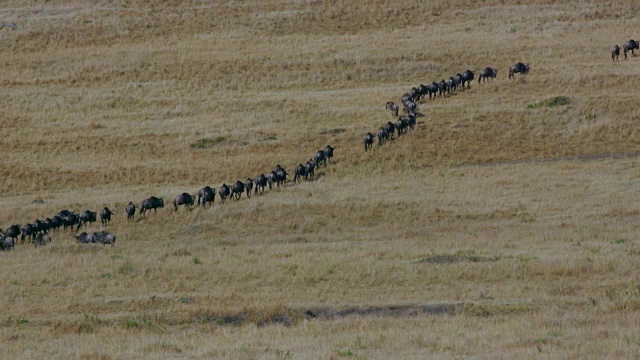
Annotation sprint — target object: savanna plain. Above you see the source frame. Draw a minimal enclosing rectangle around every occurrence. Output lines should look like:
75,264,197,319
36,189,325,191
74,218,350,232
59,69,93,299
1,0,640,358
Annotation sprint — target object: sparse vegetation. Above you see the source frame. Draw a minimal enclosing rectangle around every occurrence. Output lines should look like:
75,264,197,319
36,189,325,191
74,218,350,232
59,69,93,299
1,0,640,358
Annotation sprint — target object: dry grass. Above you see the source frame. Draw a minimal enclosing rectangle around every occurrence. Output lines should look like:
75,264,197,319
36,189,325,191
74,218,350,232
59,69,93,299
2,0,640,358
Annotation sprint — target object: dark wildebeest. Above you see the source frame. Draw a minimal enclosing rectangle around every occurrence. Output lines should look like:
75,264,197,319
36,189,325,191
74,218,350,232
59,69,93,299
406,114,416,131
33,233,51,247
125,202,136,221
454,73,463,90
509,62,530,79
324,145,334,163
255,174,269,194
446,77,456,93
94,231,116,246
219,183,231,202
461,70,474,89
364,132,374,151
294,164,306,183
50,216,63,232
612,45,620,61
395,118,409,136
140,197,164,216
174,193,195,211
5,224,20,239
267,172,277,190
76,232,96,244
305,161,315,179
438,80,449,97
427,82,439,99
624,40,639,59
274,165,288,186
60,213,79,231
77,210,97,230
45,218,55,232
244,178,254,197
21,224,34,243
384,121,396,140
231,181,245,200
478,67,497,83
385,101,399,117
32,219,47,235
100,207,113,226
416,84,428,101
377,127,388,146
197,186,216,207
314,150,327,168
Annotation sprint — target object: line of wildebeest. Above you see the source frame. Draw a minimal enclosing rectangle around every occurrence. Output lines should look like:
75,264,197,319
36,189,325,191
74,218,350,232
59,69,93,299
0,146,336,251
611,39,638,61
3,44,633,252
364,62,532,151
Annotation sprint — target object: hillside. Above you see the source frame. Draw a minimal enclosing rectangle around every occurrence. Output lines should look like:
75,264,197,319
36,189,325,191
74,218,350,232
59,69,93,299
1,1,640,358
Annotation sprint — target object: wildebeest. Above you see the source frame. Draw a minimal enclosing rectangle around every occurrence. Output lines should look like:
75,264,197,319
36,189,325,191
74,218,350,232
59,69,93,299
197,186,216,207
31,219,47,235
611,45,620,61
395,118,409,136
94,231,116,246
454,73,463,90
324,145,334,163
438,80,449,97
385,101,399,117
294,164,306,183
231,181,245,200
5,224,20,239
75,232,95,244
267,172,278,190
50,216,63,232
1,236,16,251
174,193,195,211
219,183,231,202
624,40,639,59
140,197,164,216
364,132,374,151
384,121,396,140
255,174,269,194
314,150,327,168
45,218,56,232
427,82,439,99
21,224,34,243
77,210,97,230
377,127,388,146
509,62,530,79
416,84,428,101
446,77,456,93
406,114,416,131
33,233,51,247
62,212,79,231
100,207,113,226
478,67,498,83
274,165,288,186
403,100,416,116
304,160,315,179
125,202,136,221
461,70,474,89
244,178,254,197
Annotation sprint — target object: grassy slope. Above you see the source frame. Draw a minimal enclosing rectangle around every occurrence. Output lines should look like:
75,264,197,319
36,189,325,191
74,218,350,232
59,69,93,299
1,0,640,358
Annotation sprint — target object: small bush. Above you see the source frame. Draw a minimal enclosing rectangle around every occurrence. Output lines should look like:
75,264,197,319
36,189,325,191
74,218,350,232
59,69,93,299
528,96,570,109
190,137,225,149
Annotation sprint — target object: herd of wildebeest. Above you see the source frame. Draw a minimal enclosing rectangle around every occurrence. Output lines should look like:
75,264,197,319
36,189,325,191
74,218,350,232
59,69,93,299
364,62,531,150
0,145,335,251
1,43,638,253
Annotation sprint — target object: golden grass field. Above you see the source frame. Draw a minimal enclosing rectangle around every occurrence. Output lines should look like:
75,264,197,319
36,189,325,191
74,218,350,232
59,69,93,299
2,0,640,358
